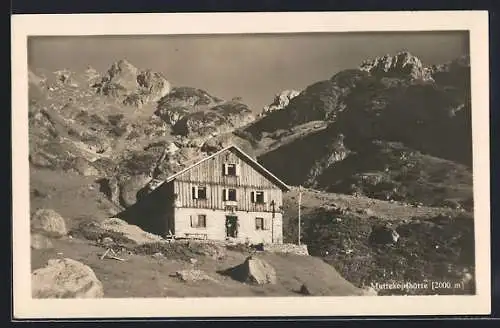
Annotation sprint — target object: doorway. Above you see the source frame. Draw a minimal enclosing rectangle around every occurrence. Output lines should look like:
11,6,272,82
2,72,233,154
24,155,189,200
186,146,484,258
225,216,238,238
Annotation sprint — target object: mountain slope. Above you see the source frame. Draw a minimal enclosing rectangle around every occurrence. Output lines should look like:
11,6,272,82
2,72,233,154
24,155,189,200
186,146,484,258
250,52,472,207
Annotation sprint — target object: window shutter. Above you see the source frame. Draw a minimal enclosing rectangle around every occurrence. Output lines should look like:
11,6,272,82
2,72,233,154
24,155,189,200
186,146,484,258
235,164,241,176
223,164,228,176
190,215,195,228
222,188,228,201
264,217,271,230
263,191,268,203
251,191,256,203
192,186,198,199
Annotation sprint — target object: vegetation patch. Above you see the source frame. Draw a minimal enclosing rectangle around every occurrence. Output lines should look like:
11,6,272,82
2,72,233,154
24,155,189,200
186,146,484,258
293,207,475,295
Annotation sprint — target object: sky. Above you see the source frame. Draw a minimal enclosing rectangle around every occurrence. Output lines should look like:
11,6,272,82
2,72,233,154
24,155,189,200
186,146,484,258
28,32,469,111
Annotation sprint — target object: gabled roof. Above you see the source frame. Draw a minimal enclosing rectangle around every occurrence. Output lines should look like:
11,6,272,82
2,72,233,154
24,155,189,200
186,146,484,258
163,145,291,191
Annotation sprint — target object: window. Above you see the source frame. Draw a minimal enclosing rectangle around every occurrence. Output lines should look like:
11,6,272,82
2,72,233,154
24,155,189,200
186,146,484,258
223,163,240,176
192,186,207,200
223,188,237,201
191,214,207,228
255,217,264,230
251,191,266,203
228,189,237,201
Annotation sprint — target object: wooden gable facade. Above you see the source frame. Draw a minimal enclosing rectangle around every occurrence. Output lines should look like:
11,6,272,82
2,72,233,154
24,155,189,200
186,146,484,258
167,146,289,214
117,145,289,243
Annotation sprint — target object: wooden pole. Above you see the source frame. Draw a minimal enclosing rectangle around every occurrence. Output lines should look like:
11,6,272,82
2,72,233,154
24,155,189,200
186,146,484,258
298,185,302,245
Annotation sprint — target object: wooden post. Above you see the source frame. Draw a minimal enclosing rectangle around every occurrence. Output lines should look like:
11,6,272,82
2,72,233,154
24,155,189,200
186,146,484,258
298,185,302,246
271,200,275,243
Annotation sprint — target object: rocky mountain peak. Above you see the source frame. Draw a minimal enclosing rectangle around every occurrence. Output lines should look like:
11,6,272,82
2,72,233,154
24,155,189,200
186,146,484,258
94,59,171,108
108,59,139,78
359,51,433,81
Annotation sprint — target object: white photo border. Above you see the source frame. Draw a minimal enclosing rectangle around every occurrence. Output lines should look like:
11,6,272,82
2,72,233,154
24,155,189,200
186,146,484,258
11,11,490,318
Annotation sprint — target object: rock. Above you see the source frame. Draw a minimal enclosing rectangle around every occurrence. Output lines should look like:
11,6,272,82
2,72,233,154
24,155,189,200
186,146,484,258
152,252,164,259
360,208,375,216
200,136,231,154
359,51,433,81
100,217,164,245
299,283,317,296
261,89,300,116
31,233,54,250
369,225,400,245
99,177,120,205
155,106,191,126
172,102,255,138
29,152,54,168
31,209,67,238
299,282,342,296
84,66,101,86
54,69,79,87
154,87,224,125
99,59,139,96
136,69,172,102
175,269,216,282
71,157,100,177
235,256,277,285
32,258,104,298
119,174,152,208
95,59,171,107
102,237,114,245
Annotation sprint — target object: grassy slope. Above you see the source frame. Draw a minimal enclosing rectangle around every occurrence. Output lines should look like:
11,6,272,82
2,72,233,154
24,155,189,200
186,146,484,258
281,189,475,295
30,167,120,230
32,237,364,297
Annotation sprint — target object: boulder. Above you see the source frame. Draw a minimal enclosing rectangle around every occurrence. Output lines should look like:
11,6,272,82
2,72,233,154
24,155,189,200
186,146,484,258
369,224,400,245
231,256,277,285
100,217,164,245
299,283,322,296
32,258,104,298
152,252,164,259
194,242,227,260
31,233,54,250
31,209,67,238
175,269,216,282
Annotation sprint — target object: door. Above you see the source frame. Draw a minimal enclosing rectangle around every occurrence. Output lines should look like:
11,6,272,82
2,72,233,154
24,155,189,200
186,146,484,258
225,216,238,238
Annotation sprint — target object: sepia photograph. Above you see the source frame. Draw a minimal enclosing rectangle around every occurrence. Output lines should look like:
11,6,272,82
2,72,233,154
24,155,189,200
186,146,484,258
12,11,490,318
